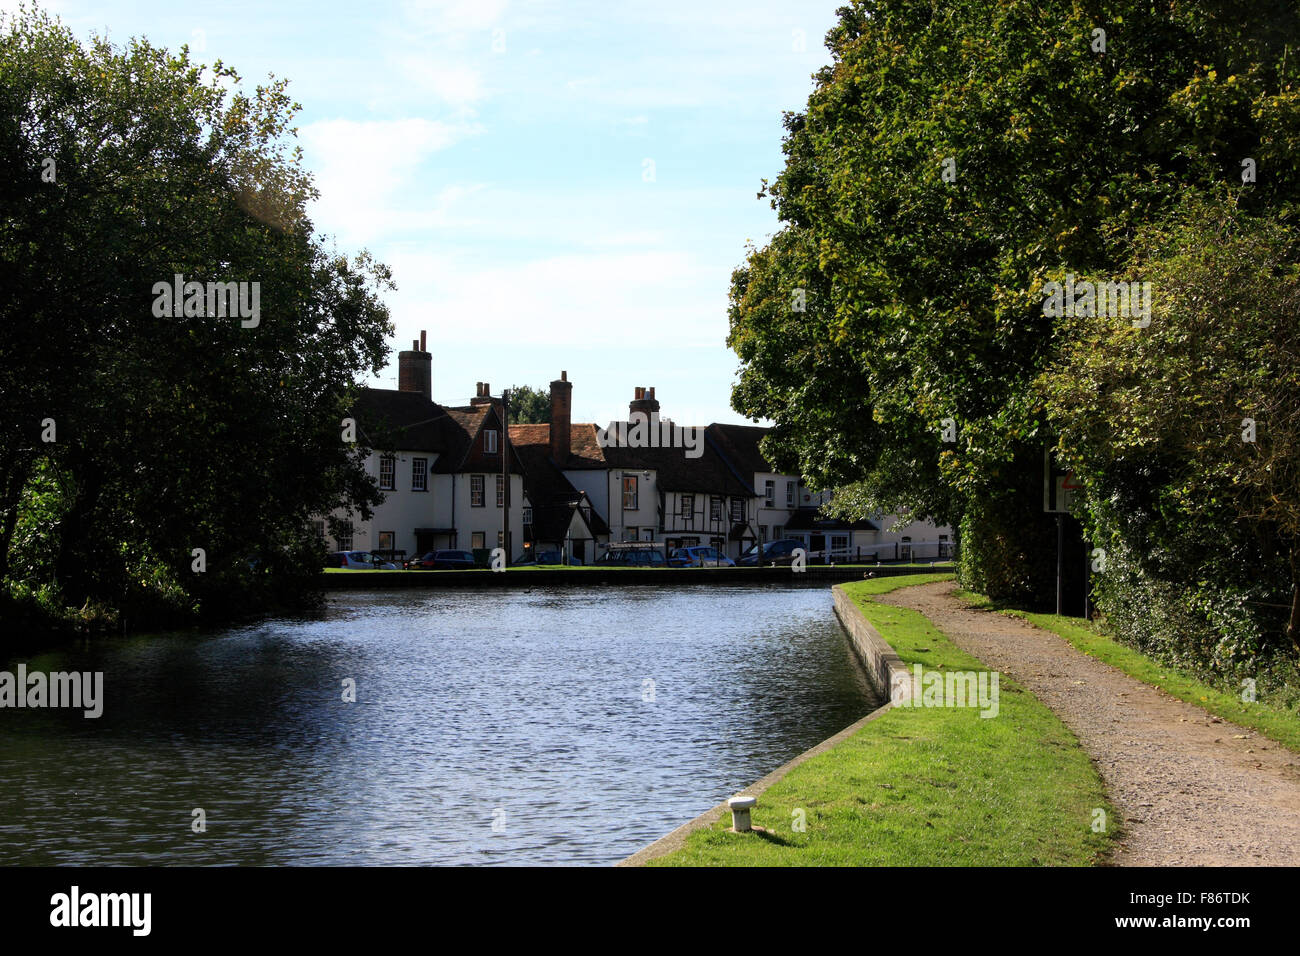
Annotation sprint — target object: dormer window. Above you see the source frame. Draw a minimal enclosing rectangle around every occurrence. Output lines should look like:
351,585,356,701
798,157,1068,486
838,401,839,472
484,429,499,454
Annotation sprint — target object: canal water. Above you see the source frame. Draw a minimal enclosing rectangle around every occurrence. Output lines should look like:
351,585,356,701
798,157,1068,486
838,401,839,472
0,585,880,865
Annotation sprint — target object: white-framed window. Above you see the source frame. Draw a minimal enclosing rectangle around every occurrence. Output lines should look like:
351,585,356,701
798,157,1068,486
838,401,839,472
786,481,795,507
764,480,774,506
831,534,848,556
471,475,485,507
484,429,499,454
335,519,353,552
378,531,395,554
411,457,428,492
312,519,325,540
622,476,638,510
680,494,693,517
709,496,723,521
760,525,768,541
379,455,395,491
523,506,533,525
472,531,485,549
729,497,744,523
496,474,504,507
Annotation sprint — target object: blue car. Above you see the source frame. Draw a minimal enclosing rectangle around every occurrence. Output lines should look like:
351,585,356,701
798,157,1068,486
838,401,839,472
737,539,802,566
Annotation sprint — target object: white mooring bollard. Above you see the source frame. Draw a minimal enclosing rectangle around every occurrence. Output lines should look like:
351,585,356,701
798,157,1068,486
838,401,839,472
728,795,757,832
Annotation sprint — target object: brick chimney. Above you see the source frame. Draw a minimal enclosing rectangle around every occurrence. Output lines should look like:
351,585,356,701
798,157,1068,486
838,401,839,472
550,371,572,464
471,381,493,407
398,331,431,401
629,385,659,418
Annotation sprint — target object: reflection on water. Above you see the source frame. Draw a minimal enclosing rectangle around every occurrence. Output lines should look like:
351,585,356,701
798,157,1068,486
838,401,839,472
0,585,879,865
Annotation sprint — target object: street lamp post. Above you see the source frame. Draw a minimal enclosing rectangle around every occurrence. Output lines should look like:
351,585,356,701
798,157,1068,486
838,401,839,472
501,389,511,569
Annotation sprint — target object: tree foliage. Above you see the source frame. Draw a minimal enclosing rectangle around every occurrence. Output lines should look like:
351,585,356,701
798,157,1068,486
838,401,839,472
0,9,392,631
1040,195,1300,662
508,384,551,425
729,0,1300,627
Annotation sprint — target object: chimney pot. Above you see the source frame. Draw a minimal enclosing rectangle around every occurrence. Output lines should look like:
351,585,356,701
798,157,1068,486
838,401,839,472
550,372,573,465
629,383,660,418
420,330,427,352
397,343,432,401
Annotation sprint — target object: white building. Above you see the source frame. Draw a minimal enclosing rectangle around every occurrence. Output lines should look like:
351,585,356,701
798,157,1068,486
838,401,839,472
319,335,524,561
318,338,952,565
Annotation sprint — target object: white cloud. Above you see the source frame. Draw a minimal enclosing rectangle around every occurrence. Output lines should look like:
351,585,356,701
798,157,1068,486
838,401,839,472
392,54,484,109
401,0,507,36
384,248,723,349
298,117,478,245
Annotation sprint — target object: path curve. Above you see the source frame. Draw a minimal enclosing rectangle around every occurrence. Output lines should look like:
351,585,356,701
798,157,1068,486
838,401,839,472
877,580,1300,865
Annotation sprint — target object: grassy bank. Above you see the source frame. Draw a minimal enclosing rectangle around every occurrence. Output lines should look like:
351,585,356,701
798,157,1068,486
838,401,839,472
954,589,1300,755
647,574,1115,866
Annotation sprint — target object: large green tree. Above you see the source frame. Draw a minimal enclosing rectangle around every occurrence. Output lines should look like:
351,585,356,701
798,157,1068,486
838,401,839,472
729,0,1300,607
1041,195,1300,666
507,384,551,424
0,9,392,630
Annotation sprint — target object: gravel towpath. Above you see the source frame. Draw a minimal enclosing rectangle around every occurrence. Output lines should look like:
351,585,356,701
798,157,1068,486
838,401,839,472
876,580,1300,865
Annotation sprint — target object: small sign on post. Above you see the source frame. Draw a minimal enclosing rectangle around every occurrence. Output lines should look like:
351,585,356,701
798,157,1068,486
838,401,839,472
1043,448,1082,616
1043,450,1078,514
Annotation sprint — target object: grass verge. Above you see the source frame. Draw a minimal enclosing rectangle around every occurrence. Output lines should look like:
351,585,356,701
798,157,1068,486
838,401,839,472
953,589,1300,755
648,573,1116,866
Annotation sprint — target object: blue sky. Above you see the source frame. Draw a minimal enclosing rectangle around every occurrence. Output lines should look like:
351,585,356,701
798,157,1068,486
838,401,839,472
16,0,844,425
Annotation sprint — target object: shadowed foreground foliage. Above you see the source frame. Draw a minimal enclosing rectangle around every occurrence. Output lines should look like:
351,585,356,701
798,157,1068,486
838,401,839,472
0,9,392,634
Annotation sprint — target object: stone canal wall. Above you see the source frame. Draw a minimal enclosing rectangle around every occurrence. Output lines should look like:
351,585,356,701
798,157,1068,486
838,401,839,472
832,583,914,706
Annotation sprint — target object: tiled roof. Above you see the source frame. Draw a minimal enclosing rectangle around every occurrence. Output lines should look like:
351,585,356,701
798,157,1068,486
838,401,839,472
352,388,458,454
353,388,522,474
600,436,754,497
511,419,755,496
510,425,610,539
510,440,609,540
706,423,775,475
507,422,609,469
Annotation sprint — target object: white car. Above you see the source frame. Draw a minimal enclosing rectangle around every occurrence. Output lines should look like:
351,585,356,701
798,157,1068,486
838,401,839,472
326,550,397,570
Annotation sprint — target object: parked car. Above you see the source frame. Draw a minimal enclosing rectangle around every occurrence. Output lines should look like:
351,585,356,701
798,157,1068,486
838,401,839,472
668,546,735,568
594,547,667,567
737,538,803,566
514,550,583,566
404,551,437,569
326,550,398,570
428,549,476,570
